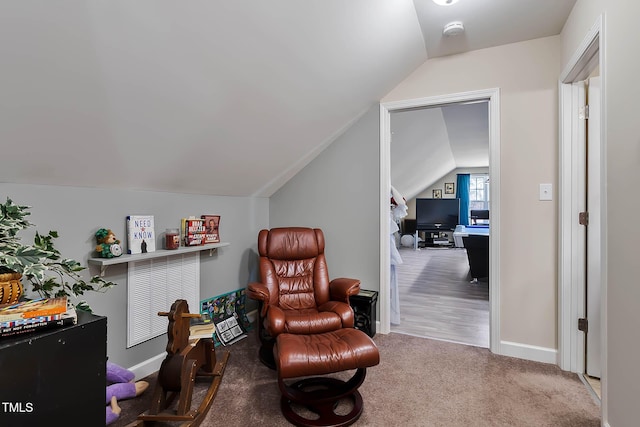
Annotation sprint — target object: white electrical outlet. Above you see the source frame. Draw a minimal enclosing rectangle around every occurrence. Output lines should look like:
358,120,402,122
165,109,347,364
539,183,552,201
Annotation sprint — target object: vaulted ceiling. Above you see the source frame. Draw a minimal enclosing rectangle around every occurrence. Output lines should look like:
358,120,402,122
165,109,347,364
0,0,576,197
391,101,489,201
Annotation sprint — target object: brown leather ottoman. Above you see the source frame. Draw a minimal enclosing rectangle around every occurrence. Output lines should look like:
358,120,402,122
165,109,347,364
274,328,380,427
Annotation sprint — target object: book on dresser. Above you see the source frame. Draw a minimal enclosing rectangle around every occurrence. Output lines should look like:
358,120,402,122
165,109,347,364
200,215,221,244
181,217,206,246
0,304,77,339
126,215,156,254
0,296,68,322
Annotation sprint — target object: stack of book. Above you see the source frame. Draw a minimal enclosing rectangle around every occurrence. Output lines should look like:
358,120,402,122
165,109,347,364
181,217,206,247
0,296,77,339
189,312,215,340
181,215,221,247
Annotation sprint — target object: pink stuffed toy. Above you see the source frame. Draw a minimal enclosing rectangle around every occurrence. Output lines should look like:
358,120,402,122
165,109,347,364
106,361,149,425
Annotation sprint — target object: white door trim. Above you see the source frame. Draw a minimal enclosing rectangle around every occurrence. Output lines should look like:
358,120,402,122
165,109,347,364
558,80,587,373
557,12,607,422
586,76,602,377
379,88,502,354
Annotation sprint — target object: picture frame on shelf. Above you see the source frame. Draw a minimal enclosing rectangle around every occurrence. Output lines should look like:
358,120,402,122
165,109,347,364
433,189,442,199
445,182,455,194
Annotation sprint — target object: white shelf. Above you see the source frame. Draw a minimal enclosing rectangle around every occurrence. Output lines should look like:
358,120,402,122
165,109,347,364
88,242,230,276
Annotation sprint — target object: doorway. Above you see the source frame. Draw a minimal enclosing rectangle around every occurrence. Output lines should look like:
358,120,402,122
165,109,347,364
388,102,490,347
558,13,605,408
379,88,501,354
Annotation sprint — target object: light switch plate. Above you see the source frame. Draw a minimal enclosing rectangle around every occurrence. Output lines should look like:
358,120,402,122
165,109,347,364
539,183,552,201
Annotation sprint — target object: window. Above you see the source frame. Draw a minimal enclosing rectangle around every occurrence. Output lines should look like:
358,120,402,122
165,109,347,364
469,174,489,211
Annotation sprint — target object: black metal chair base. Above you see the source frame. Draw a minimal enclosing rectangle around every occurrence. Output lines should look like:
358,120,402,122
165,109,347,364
255,301,277,370
278,368,366,427
258,340,276,370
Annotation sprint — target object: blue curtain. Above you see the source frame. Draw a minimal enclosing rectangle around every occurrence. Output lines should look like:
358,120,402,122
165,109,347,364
456,174,470,225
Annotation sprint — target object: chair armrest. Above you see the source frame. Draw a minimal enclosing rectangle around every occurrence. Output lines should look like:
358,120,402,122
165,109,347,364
247,282,270,316
318,301,355,328
329,278,361,304
265,305,286,336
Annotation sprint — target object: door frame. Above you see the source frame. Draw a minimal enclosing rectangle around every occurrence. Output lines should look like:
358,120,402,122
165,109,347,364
557,11,606,414
586,75,602,377
379,88,501,354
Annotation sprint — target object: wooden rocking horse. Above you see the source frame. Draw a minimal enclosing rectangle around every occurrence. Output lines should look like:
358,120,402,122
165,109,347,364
127,299,229,427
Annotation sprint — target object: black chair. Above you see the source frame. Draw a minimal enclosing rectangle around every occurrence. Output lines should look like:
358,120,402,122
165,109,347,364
470,210,489,225
462,235,489,281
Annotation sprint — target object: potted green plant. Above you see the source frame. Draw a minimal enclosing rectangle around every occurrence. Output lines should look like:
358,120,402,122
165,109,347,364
0,197,116,312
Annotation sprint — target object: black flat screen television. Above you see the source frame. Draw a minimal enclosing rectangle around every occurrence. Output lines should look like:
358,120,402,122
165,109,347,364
416,198,460,231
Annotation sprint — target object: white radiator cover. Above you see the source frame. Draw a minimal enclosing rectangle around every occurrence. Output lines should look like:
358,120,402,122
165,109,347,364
127,252,200,348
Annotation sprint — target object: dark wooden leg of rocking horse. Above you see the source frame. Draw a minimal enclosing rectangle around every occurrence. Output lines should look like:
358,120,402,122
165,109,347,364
176,359,198,415
278,368,367,427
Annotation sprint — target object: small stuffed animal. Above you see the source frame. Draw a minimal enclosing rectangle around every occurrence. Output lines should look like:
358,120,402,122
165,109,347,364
95,228,123,258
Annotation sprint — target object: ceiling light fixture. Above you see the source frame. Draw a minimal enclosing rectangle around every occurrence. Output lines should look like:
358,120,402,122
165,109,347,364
443,21,465,37
432,0,459,6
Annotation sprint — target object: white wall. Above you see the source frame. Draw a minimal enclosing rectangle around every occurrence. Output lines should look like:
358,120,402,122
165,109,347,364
383,36,561,350
269,104,380,294
0,183,268,368
562,1,640,425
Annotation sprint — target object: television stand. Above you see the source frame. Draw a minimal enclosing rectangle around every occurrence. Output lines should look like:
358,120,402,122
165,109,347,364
414,229,453,249
432,238,451,246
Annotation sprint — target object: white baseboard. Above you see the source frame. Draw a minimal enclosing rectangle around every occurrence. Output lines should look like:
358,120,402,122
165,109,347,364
126,308,260,380
247,309,257,324
127,352,166,381
500,340,557,365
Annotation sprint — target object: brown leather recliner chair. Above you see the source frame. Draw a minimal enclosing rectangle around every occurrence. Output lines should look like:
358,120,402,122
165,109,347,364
247,227,360,368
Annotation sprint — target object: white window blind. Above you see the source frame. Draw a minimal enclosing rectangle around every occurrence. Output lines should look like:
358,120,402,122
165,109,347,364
127,252,200,348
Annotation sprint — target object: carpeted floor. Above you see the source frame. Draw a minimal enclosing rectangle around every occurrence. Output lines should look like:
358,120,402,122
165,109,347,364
111,332,600,427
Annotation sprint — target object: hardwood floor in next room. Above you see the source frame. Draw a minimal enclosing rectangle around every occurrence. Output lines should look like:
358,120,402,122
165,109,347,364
391,246,489,348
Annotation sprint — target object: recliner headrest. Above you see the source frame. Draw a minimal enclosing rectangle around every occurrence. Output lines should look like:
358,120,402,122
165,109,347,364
258,227,325,260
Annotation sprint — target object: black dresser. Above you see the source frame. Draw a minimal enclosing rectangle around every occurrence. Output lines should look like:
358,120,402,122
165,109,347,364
0,311,107,426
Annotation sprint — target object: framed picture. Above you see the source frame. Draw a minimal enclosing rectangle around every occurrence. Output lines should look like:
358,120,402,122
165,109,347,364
445,182,455,194
433,189,442,199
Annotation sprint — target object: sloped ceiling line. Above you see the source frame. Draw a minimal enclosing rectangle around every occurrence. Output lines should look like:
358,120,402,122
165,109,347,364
0,1,574,197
